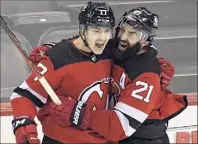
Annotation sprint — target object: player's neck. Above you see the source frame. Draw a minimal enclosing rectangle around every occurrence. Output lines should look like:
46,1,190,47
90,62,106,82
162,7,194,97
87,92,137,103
73,37,91,54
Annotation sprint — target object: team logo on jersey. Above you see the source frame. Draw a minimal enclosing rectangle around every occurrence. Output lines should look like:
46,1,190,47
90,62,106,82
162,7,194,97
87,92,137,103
90,54,97,62
78,77,120,110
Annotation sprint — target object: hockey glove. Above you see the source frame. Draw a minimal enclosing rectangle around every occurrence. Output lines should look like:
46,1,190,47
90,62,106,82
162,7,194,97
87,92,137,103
158,57,175,90
29,43,55,62
12,117,40,144
49,96,91,130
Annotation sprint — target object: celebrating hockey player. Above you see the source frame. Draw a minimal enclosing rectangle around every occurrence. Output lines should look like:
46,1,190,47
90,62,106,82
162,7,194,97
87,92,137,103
113,7,186,144
10,2,116,143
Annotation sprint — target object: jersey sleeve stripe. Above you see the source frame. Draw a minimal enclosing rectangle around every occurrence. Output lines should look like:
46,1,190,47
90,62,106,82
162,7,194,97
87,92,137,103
19,81,47,104
114,102,148,123
115,109,142,130
10,92,22,101
114,110,136,137
13,87,45,108
10,92,41,111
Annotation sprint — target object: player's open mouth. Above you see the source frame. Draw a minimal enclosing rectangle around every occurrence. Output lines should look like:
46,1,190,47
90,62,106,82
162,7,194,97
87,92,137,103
119,41,128,49
95,43,105,48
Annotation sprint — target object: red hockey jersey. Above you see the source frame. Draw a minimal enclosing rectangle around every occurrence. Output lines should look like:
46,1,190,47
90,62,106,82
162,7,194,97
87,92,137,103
10,39,114,143
12,40,187,143
87,49,187,142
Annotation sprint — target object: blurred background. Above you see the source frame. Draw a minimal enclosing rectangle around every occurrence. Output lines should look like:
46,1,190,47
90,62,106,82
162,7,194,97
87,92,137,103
1,0,197,102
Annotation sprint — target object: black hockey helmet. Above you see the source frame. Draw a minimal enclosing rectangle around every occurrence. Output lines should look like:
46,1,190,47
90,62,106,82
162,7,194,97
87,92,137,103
117,7,159,41
78,2,115,53
78,2,115,28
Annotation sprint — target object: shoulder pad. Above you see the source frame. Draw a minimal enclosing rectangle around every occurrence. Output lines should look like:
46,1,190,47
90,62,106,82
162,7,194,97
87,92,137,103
124,50,161,80
45,39,76,70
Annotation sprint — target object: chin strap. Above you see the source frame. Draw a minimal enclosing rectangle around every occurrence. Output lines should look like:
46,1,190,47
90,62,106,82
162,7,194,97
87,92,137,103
79,25,91,50
79,26,98,62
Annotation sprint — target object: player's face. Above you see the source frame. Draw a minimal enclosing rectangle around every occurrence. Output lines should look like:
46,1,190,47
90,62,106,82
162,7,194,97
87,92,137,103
117,22,143,51
85,26,112,55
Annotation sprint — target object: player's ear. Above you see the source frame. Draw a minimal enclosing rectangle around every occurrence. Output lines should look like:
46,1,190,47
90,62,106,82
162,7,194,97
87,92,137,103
139,40,148,47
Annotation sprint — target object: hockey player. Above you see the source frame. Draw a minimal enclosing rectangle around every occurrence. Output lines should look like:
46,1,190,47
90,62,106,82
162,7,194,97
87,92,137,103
10,2,116,143
112,7,185,144
28,7,187,144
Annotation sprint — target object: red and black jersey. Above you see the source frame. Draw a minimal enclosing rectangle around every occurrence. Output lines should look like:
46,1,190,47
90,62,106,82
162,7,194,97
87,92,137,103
88,50,162,141
88,49,187,142
11,38,187,143
10,38,114,143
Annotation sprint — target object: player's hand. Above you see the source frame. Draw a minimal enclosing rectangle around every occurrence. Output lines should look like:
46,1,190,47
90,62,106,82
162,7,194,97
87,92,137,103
12,117,40,144
158,57,175,90
29,44,53,62
49,96,91,130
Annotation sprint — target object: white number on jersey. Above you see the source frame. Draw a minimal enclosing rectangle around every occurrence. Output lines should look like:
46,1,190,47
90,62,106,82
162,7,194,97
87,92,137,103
131,81,153,103
34,63,48,81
